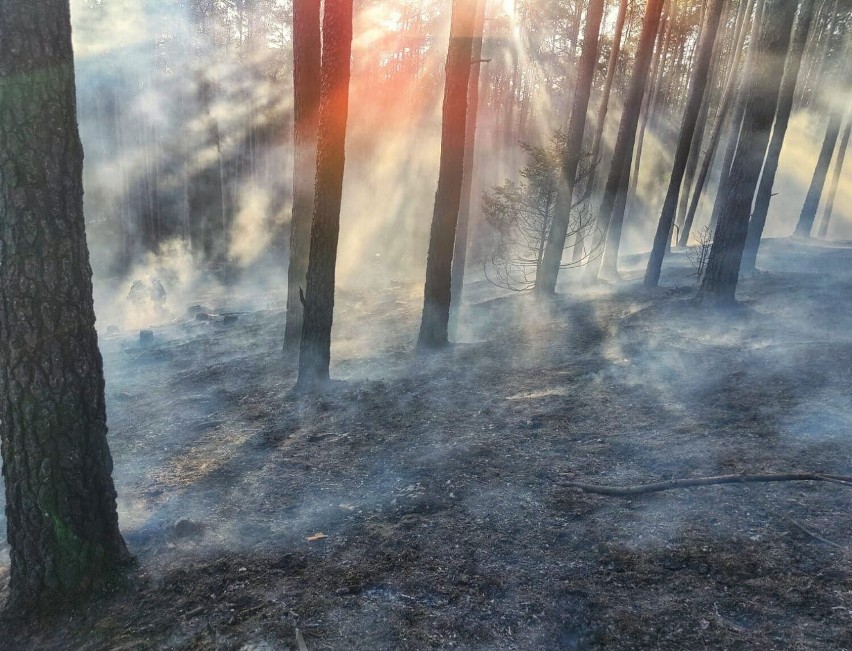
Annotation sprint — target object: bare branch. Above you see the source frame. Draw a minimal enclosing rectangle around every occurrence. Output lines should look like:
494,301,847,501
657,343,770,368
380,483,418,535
560,473,852,496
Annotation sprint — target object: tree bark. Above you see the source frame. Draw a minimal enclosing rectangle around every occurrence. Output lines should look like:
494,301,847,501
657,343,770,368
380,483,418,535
284,0,322,348
0,0,132,609
626,0,669,224
296,0,354,387
586,0,629,191
740,0,818,275
699,0,798,304
678,0,757,247
450,0,487,321
674,0,735,240
644,0,725,287
593,0,667,282
794,110,844,238
817,111,851,239
647,0,674,126
707,0,768,234
417,0,477,349
535,0,606,295
573,0,629,263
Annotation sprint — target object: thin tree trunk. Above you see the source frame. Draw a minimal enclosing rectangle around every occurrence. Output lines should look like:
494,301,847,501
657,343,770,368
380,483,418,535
296,0,354,387
573,0,629,262
699,0,798,304
593,0,667,281
417,0,477,349
284,0,322,347
740,0,818,275
587,0,629,185
817,112,851,238
794,111,844,237
450,0,487,319
707,0,768,234
648,0,674,124
798,0,834,108
535,0,606,295
803,0,840,111
674,82,712,243
644,0,725,287
627,2,668,220
675,0,734,241
0,0,132,609
679,0,756,247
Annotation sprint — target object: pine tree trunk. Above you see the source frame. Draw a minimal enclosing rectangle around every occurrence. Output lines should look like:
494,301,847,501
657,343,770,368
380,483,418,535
626,6,668,222
0,0,132,609
284,0,322,348
699,0,798,305
799,0,836,108
296,0,354,387
817,112,851,239
535,0,606,295
644,0,725,287
648,0,674,125
674,85,712,242
573,0,628,263
417,0,477,349
707,0,768,234
586,0,629,189
675,0,733,240
794,110,844,238
593,0,667,281
740,0,817,275
588,0,627,185
678,0,756,247
450,0,487,320
804,0,841,111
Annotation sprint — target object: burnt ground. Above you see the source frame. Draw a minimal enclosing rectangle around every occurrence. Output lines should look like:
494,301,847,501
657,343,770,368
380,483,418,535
1,238,851,650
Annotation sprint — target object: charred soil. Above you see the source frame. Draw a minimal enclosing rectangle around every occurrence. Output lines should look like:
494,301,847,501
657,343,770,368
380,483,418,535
1,239,851,650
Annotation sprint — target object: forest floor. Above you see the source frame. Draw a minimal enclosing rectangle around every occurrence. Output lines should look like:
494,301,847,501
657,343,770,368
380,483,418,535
1,238,851,650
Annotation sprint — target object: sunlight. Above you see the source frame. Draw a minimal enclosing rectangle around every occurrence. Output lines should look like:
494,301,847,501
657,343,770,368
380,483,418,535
3,0,852,646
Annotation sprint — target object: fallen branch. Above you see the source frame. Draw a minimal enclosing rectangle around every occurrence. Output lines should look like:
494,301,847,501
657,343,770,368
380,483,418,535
561,473,852,496
781,515,845,549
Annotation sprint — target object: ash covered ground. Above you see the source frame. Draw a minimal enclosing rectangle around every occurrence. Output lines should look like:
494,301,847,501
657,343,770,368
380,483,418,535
1,238,851,649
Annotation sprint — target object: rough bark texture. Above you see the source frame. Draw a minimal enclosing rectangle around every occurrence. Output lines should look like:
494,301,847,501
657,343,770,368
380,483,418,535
535,0,606,295
593,0,667,282
741,0,817,275
417,0,477,349
0,0,131,609
449,0,487,320
678,0,757,247
699,0,798,305
794,110,844,238
644,0,726,287
284,0,322,348
817,111,851,239
296,0,354,386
